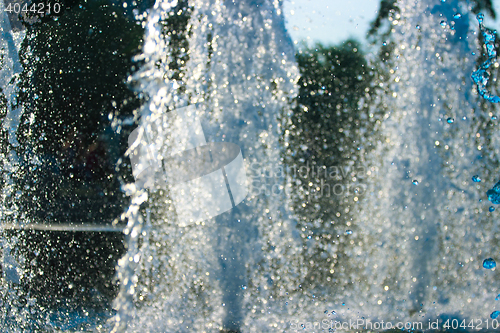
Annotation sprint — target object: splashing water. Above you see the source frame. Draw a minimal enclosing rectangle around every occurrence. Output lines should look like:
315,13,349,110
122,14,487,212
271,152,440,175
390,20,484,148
471,13,500,103
358,0,500,322
0,0,28,328
487,180,500,204
111,0,300,331
3,0,500,330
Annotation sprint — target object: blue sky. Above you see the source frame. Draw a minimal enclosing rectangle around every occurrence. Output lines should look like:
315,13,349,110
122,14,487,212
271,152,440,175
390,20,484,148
283,0,500,48
283,0,380,47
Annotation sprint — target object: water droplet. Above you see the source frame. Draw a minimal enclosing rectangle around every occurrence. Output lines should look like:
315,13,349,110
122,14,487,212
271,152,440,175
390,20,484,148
487,180,500,204
237,219,241,223
454,13,462,19
331,310,336,315
483,258,496,269
492,115,497,120
412,180,419,185
345,230,353,235
472,175,481,182
241,285,247,290
472,52,476,55
490,206,495,212
447,117,454,123
491,311,500,319
440,21,447,27
342,302,345,306
496,294,500,301
415,25,421,30
324,310,328,314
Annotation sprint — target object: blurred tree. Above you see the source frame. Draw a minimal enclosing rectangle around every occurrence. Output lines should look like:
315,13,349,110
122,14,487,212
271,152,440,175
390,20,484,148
284,40,383,285
0,0,147,315
15,0,144,224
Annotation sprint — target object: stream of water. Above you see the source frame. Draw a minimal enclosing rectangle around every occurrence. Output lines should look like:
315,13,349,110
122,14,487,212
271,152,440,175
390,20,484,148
1,0,500,332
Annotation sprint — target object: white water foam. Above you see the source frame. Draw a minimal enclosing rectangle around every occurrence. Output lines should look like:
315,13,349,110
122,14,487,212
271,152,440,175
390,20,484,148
114,0,500,330
112,0,300,331
353,0,500,324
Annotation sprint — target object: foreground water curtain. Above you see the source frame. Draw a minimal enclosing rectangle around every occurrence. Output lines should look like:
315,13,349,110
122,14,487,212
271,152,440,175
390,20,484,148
2,0,500,331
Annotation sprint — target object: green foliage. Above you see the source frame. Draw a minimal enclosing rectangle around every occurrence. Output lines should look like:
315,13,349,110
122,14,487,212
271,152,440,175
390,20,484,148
367,0,398,37
19,0,143,145
14,0,144,223
285,40,382,284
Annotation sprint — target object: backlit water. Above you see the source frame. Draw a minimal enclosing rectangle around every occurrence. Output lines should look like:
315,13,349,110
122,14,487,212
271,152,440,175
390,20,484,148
1,0,500,332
